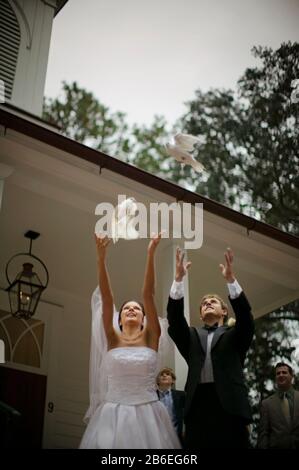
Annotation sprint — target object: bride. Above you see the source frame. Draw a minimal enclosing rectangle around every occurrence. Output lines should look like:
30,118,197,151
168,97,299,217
79,233,181,449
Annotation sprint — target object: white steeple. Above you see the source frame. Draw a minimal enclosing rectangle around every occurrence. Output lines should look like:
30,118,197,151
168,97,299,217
0,0,68,116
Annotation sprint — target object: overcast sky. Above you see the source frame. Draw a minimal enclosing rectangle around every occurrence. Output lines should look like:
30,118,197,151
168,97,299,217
45,0,299,126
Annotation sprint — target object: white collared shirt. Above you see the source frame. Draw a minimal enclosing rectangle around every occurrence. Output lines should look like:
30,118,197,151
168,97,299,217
169,278,242,300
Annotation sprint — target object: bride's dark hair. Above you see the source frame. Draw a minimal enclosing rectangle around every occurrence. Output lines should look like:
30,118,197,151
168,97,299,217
118,300,145,331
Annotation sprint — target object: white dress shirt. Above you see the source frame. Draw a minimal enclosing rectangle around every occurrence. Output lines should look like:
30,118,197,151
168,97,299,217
169,278,242,300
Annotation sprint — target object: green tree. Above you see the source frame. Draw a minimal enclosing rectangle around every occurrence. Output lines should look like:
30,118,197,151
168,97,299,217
43,45,299,231
43,81,132,157
127,116,172,177
182,42,299,234
237,43,299,233
43,81,175,169
179,89,246,206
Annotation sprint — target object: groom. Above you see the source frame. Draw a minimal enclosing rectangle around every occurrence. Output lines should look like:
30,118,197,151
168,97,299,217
167,248,254,449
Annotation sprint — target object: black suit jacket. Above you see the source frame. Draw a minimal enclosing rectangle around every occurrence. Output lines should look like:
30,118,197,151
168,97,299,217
157,389,185,442
167,292,254,423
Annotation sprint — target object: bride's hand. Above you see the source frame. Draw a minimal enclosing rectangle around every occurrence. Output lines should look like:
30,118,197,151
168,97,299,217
147,232,162,254
95,233,111,260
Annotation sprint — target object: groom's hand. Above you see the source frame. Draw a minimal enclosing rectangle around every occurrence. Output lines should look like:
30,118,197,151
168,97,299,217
175,247,192,282
219,247,235,283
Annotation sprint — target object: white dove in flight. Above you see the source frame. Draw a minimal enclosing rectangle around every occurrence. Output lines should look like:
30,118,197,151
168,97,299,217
165,133,205,173
111,197,139,243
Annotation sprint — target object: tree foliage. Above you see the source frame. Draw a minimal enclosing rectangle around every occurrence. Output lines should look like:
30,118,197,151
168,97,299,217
182,42,299,234
43,81,173,168
44,44,299,236
43,81,132,157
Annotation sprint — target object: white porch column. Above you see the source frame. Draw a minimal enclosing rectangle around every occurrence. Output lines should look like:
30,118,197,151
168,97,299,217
0,163,14,211
160,241,191,391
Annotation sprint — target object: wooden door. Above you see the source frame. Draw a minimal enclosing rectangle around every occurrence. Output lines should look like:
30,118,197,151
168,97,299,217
0,366,47,448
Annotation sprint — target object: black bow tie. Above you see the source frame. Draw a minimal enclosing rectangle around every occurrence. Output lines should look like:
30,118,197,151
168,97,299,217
203,324,218,332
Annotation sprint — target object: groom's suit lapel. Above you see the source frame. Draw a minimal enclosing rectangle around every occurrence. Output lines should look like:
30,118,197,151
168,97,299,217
211,326,227,349
195,326,227,352
195,327,208,354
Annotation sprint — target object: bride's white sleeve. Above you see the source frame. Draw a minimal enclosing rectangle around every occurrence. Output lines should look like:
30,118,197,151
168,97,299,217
83,286,119,424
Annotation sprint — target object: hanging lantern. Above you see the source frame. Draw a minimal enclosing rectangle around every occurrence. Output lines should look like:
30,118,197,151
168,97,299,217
5,231,49,319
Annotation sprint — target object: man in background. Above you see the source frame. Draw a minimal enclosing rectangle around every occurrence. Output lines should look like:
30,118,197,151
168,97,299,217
258,362,299,449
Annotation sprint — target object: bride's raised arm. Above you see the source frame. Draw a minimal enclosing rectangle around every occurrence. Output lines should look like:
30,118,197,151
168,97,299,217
94,234,116,345
142,233,162,348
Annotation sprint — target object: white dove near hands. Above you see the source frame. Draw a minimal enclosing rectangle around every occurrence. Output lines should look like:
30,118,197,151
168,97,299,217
165,133,206,173
111,197,139,243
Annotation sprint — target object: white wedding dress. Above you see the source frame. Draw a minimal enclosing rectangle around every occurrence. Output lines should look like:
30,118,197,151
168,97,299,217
80,346,180,449
79,288,180,449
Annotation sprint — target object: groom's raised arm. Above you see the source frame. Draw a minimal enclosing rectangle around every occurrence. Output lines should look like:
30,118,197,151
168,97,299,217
167,248,191,362
219,248,254,356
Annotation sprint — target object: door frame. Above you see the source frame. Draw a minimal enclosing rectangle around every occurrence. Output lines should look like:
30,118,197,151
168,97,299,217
0,289,63,448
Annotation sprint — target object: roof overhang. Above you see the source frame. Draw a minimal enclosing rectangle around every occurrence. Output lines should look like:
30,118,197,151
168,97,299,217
54,0,69,17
